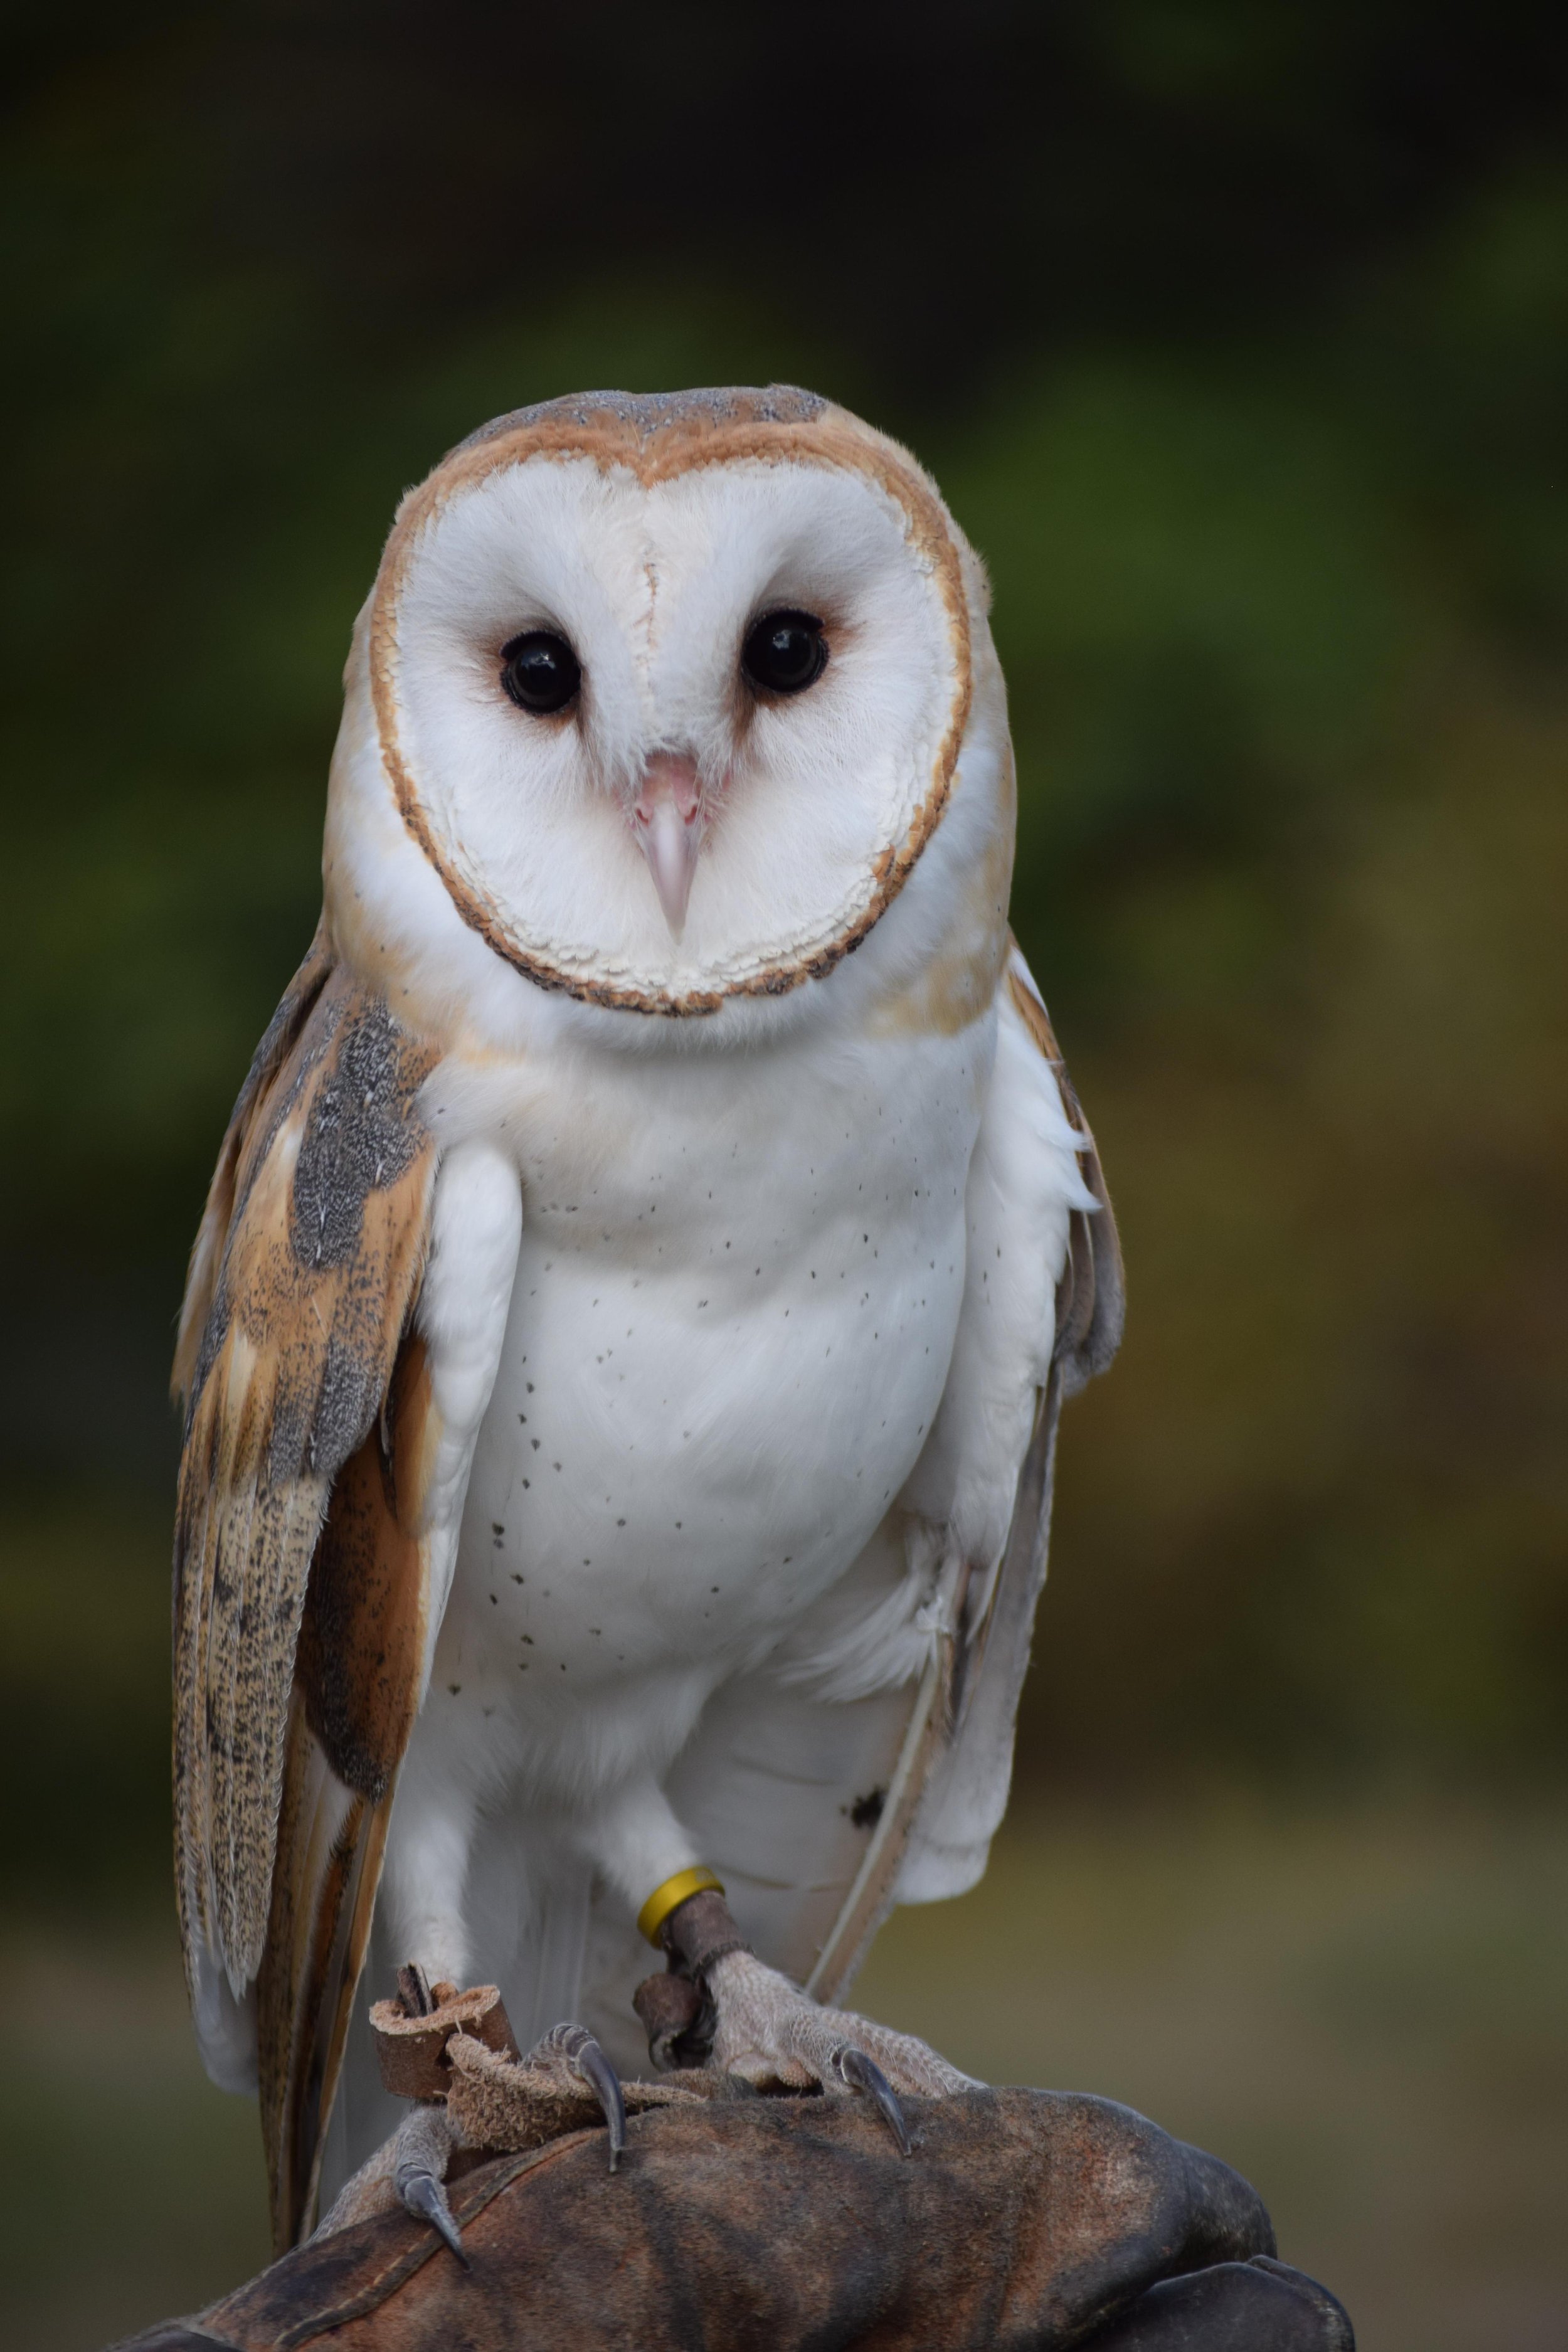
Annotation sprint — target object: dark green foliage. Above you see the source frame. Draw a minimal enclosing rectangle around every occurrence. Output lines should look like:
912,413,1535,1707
1,5,1564,1905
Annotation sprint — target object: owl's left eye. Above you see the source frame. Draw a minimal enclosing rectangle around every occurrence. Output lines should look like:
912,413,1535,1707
500,630,581,714
742,610,829,697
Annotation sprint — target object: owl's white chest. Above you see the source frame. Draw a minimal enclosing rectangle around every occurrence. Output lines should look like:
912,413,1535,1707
427,1015,991,1793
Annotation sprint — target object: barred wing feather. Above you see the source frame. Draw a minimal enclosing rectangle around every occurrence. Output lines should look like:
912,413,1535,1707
171,938,442,2248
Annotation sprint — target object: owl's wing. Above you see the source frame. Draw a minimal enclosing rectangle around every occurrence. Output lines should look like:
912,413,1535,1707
172,936,518,2250
806,937,1122,1993
879,941,1123,1929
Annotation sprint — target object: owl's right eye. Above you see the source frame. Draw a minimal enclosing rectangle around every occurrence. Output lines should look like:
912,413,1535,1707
500,631,581,714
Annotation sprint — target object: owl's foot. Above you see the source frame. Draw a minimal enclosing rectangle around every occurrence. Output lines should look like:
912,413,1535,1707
329,1968,632,2264
635,1888,974,2156
314,2097,468,2262
319,2018,630,2262
707,1947,973,2151
450,2019,628,2172
373,1965,627,2171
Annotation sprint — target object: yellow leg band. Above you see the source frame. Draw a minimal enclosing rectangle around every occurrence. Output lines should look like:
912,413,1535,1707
637,1865,724,1946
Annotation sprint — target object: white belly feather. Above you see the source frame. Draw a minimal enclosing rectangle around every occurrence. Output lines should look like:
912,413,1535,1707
422,1018,988,1798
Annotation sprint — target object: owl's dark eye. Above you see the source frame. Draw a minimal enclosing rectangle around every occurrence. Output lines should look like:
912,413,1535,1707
500,630,581,714
741,610,829,697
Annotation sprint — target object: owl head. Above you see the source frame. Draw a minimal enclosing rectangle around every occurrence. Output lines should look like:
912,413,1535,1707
326,388,1011,1035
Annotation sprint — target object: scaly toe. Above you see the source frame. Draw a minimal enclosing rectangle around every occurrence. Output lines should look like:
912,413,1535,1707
706,1949,977,2125
396,2163,470,2267
527,2022,628,2171
384,2101,468,2264
565,2026,627,2170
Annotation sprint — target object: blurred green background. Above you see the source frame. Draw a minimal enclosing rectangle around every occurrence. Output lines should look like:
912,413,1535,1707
2,6,1564,2346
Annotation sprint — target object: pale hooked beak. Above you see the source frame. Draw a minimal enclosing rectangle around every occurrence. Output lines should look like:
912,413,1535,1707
632,751,705,940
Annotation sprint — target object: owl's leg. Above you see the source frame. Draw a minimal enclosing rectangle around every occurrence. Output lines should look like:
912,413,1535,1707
378,1756,480,1991
583,1783,975,2154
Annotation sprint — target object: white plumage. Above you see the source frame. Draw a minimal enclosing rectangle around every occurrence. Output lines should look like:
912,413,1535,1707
171,387,1121,2245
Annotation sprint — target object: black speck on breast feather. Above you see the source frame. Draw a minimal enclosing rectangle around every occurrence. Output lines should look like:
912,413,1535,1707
189,988,433,1486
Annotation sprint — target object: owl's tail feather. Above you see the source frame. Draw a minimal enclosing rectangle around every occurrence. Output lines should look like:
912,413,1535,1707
257,1700,396,2253
255,1327,442,2255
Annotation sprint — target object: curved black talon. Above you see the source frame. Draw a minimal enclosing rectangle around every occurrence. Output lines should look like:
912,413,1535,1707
396,2164,470,2267
564,2026,628,2171
836,2044,912,2156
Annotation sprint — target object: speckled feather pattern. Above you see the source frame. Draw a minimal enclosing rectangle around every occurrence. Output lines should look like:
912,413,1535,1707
172,955,439,1997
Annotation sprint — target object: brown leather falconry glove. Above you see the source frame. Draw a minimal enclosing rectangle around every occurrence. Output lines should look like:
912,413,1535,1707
110,2083,1352,2351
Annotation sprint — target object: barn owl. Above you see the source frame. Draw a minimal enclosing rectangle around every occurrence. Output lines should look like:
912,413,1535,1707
171,385,1122,2257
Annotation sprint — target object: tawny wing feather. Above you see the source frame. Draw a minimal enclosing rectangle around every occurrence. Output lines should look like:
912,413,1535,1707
171,938,442,2246
171,921,336,1404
